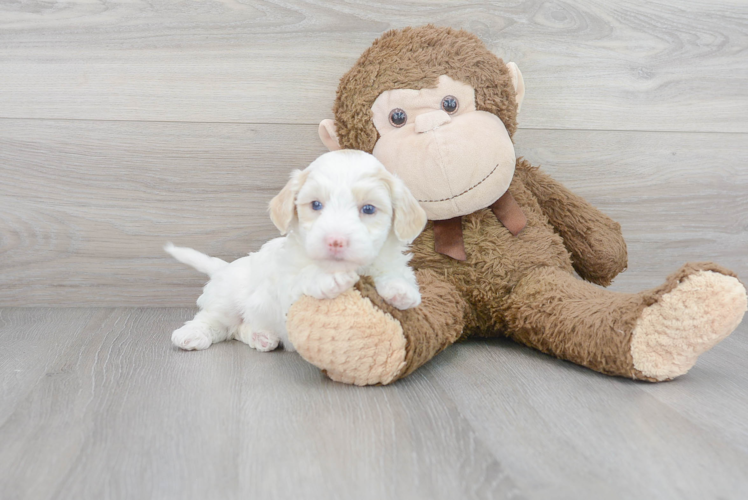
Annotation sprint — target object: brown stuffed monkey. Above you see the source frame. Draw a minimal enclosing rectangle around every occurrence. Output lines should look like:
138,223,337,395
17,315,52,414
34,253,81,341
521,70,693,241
285,25,747,385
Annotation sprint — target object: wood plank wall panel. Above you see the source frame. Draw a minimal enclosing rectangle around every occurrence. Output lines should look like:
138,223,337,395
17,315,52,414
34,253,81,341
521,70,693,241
1,120,745,306
0,0,746,305
0,0,746,132
0,120,326,306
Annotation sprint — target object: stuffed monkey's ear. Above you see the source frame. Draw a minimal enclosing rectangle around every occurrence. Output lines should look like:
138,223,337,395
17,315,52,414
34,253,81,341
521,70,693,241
269,169,308,235
506,62,525,113
386,173,427,243
319,119,342,151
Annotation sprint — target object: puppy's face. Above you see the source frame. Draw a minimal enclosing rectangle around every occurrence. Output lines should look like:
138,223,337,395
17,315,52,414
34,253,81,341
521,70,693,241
270,150,427,272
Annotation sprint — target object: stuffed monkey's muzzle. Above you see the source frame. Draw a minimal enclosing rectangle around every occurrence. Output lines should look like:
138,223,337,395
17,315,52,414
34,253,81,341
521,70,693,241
373,110,516,220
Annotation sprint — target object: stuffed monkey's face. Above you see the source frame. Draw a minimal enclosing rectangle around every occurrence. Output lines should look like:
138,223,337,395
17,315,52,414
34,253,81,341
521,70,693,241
369,75,516,220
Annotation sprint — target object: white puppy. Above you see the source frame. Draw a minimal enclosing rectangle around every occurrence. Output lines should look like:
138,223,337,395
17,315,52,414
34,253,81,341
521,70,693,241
166,149,427,352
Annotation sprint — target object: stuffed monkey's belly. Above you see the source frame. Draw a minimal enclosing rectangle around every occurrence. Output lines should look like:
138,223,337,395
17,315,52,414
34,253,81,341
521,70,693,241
409,206,573,335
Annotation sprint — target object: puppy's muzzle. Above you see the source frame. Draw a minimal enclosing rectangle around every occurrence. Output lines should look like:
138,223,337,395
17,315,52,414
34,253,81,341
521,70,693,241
325,234,349,260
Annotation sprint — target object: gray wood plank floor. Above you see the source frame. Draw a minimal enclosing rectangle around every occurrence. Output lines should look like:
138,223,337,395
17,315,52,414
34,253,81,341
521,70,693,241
1,308,746,500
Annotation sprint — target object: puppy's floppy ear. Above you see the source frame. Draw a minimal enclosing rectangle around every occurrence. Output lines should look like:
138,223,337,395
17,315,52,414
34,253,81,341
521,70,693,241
318,119,342,151
382,172,427,243
269,169,308,235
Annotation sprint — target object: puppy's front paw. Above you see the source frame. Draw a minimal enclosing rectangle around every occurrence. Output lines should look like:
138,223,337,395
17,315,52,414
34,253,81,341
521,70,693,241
172,324,212,350
376,279,421,310
311,271,360,300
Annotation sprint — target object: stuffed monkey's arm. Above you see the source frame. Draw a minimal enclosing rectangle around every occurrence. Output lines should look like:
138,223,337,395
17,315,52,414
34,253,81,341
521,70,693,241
515,159,627,286
287,269,466,385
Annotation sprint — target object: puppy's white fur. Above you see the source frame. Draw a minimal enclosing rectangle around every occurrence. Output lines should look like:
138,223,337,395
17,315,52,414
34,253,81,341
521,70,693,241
166,150,427,352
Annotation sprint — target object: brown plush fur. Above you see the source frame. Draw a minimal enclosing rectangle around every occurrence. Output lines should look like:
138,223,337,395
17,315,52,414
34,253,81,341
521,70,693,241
334,25,519,152
355,270,468,378
362,159,737,379
514,163,628,286
286,25,745,384
504,262,736,381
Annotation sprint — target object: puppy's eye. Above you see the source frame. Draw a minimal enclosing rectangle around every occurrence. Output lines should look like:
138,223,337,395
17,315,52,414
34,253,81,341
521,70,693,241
441,95,458,114
311,201,323,211
361,204,376,215
389,108,407,127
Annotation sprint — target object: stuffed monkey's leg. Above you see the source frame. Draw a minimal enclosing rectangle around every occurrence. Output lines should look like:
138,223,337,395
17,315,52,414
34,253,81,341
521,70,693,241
287,269,467,385
502,263,746,381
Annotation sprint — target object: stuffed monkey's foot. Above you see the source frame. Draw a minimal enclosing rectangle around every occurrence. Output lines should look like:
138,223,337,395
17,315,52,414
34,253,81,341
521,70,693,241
286,289,408,385
631,270,747,381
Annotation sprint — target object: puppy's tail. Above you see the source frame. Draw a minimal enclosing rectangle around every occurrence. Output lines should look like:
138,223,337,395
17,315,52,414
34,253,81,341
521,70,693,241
164,243,229,277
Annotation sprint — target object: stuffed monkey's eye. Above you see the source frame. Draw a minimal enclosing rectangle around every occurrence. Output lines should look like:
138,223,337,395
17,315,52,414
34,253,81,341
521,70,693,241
441,95,459,114
389,108,407,127
361,204,376,215
311,201,323,211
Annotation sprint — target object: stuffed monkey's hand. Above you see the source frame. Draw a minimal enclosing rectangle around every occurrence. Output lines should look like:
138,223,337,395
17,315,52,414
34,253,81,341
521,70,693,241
287,272,466,386
515,160,628,286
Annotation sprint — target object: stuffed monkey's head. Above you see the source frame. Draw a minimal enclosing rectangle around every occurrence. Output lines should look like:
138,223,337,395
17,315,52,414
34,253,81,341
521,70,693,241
319,25,525,220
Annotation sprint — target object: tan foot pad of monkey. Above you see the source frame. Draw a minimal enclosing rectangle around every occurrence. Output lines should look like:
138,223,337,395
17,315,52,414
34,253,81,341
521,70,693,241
287,25,747,386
